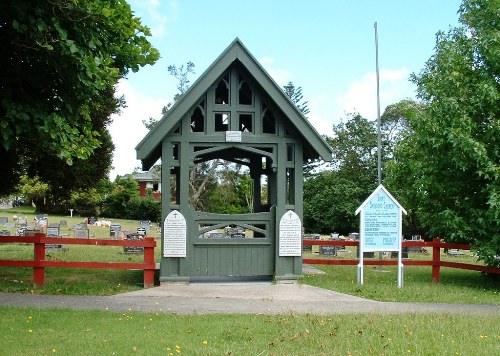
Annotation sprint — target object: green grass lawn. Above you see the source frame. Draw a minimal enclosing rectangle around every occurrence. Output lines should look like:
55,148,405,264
1,307,499,355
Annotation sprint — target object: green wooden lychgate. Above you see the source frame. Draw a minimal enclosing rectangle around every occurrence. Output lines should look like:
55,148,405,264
136,38,332,282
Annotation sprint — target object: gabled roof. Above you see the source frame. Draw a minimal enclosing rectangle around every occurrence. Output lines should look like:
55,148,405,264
136,38,332,170
355,184,407,216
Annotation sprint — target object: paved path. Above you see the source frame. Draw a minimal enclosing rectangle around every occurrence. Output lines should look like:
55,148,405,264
1,282,498,315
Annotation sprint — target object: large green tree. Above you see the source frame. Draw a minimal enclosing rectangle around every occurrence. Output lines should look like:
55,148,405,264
0,0,159,195
304,114,381,234
385,0,499,266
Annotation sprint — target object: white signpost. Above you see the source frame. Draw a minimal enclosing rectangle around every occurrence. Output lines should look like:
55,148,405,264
279,210,302,257
355,185,407,288
163,210,187,257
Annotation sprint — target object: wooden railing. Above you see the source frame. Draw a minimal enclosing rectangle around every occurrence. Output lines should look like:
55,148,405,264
303,237,499,283
0,233,156,287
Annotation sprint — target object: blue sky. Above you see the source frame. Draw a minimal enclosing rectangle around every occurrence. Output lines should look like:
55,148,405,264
109,0,463,179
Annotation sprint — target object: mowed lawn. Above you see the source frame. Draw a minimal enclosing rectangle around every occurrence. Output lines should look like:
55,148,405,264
1,307,498,355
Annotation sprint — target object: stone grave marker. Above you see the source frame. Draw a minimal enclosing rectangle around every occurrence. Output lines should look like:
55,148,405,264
110,224,121,239
46,225,62,250
0,229,10,236
124,232,144,253
17,217,27,225
59,220,68,227
75,229,89,238
0,217,8,225
139,220,151,235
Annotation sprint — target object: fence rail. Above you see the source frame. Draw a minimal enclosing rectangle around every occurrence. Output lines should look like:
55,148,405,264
303,237,499,283
0,233,156,287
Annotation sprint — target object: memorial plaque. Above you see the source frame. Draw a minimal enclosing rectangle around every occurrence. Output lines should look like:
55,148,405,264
225,131,242,142
163,210,186,257
279,210,302,256
124,233,144,253
0,217,8,224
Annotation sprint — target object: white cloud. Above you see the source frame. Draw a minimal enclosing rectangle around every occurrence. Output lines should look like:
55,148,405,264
130,0,178,38
108,80,167,180
336,67,414,121
259,56,294,86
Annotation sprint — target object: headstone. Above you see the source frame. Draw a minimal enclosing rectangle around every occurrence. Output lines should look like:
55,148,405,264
4,222,15,228
17,217,27,225
279,210,302,257
320,245,337,256
46,225,60,237
0,217,8,224
139,220,152,235
59,220,68,226
110,224,121,239
46,225,62,250
72,222,87,230
163,210,187,257
137,227,147,236
0,230,10,236
123,232,144,253
75,229,89,238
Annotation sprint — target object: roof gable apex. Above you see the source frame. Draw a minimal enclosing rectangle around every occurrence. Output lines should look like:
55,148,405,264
136,38,332,168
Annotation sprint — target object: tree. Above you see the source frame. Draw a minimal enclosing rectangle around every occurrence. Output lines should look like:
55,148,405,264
0,0,159,192
143,61,196,129
304,113,380,234
385,0,499,266
283,81,310,117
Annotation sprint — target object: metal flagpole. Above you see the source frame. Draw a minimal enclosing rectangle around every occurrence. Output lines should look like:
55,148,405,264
375,21,382,185
374,22,386,269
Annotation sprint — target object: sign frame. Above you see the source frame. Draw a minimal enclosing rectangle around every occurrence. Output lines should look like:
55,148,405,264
355,185,407,288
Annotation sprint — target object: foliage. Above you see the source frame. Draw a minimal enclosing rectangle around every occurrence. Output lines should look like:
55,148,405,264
203,164,253,214
283,81,310,117
0,0,159,193
304,172,364,234
126,196,161,222
101,175,160,222
304,113,380,234
68,188,103,217
385,0,499,266
102,176,140,218
16,175,50,203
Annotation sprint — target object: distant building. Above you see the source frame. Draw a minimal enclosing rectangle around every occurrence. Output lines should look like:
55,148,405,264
131,171,161,200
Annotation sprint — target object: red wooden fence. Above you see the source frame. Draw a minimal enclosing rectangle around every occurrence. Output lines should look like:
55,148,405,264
303,237,499,283
0,233,156,288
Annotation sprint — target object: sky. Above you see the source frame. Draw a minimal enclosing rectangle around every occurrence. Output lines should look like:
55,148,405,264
108,0,463,179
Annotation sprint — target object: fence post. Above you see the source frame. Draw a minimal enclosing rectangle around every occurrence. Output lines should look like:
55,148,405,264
33,233,46,287
143,237,155,288
432,237,441,284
